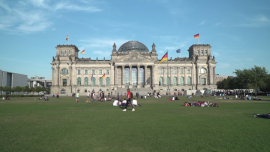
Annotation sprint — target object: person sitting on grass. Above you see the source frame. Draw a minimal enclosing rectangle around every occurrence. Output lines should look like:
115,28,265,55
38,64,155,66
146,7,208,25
2,97,5,100
44,96,49,101
39,96,43,100
6,96,10,100
132,98,138,106
212,103,218,107
192,101,197,107
175,96,179,100
184,102,190,106
112,99,119,106
254,113,270,119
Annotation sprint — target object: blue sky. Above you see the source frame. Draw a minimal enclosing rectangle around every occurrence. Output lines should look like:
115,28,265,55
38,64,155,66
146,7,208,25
0,0,269,79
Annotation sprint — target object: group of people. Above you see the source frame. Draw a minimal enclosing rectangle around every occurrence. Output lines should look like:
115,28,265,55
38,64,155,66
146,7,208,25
2,96,10,100
52,92,59,98
184,101,218,107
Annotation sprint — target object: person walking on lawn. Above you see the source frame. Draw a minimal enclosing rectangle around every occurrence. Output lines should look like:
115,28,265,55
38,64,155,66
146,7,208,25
123,89,135,111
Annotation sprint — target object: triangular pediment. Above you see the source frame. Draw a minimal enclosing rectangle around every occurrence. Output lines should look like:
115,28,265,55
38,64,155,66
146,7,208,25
117,52,157,62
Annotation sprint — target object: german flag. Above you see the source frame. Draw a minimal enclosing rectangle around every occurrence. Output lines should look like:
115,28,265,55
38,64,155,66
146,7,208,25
101,73,105,79
66,34,69,41
194,33,199,39
80,50,85,54
159,52,168,64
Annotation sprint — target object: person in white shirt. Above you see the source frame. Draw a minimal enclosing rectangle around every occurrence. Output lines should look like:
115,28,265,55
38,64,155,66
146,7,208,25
86,91,90,102
132,98,138,106
112,100,118,106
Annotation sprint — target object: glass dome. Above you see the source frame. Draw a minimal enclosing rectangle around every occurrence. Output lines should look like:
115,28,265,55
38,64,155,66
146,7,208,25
118,41,149,52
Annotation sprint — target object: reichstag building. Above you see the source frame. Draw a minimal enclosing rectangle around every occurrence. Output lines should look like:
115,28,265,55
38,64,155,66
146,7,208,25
51,41,217,95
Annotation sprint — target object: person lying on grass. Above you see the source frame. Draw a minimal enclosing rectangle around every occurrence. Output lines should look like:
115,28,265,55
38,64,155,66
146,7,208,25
254,113,270,119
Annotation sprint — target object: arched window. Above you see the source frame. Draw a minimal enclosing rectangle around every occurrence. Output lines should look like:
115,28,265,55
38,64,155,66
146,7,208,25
77,77,81,86
84,77,88,86
61,68,69,74
106,77,110,86
173,77,177,86
200,68,207,73
92,77,96,86
61,89,65,94
180,77,184,85
159,77,163,86
197,50,199,54
187,77,191,85
166,77,170,86
201,50,203,54
65,50,67,55
69,50,71,54
60,50,63,54
205,50,207,54
99,78,103,86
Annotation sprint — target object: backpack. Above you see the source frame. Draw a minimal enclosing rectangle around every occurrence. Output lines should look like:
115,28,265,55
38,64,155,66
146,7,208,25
131,92,133,99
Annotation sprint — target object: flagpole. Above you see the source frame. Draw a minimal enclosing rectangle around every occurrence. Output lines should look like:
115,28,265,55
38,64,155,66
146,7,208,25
167,50,169,96
198,33,200,44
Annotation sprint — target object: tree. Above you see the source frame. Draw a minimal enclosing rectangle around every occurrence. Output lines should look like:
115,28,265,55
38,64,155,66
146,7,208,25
0,86,3,95
24,86,30,94
234,66,268,94
36,86,42,93
30,87,36,93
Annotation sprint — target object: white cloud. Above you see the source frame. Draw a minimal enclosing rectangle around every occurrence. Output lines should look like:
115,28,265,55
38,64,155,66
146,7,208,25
0,0,102,34
218,63,230,68
199,21,206,25
214,22,222,27
238,14,270,27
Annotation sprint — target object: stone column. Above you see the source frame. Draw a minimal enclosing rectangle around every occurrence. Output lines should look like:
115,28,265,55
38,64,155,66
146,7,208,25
122,66,125,87
192,63,195,86
152,65,155,87
184,67,187,85
213,67,216,85
177,67,179,86
56,65,60,86
114,65,117,86
129,65,132,87
197,65,200,85
208,65,211,85
69,65,72,86
144,65,147,87
163,67,165,86
51,67,55,86
170,67,173,86
137,64,140,88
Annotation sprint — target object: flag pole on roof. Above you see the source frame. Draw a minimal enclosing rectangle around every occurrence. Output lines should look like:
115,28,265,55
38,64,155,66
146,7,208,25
194,33,199,44
66,33,69,45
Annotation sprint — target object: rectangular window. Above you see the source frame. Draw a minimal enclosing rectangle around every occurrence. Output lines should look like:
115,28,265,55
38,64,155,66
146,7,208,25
201,50,203,54
63,79,67,86
107,70,109,74
99,70,102,74
180,69,183,74
167,69,169,74
201,78,206,85
92,70,95,74
78,70,80,74
159,69,162,74
173,69,176,74
85,70,88,74
205,50,207,54
187,69,191,74
197,50,199,54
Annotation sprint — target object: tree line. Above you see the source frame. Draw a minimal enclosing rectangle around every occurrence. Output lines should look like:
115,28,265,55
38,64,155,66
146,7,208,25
217,66,270,92
0,86,50,94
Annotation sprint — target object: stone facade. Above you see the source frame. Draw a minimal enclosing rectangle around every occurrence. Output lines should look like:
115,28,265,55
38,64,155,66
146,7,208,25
51,41,217,95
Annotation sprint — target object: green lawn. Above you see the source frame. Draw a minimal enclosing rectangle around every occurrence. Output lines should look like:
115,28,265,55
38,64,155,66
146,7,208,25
0,96,270,152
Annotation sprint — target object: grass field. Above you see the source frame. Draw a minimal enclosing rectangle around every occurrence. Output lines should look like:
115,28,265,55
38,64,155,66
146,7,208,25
0,96,270,152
